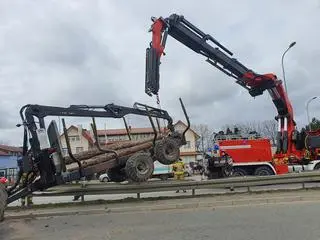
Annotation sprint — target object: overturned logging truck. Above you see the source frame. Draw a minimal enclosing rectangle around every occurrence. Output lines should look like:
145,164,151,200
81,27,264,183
0,98,189,220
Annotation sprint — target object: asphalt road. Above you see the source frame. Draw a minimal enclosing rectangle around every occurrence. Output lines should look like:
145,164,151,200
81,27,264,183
2,200,320,240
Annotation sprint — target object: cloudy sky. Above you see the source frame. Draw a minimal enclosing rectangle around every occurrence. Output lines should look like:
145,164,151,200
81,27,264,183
1,0,320,145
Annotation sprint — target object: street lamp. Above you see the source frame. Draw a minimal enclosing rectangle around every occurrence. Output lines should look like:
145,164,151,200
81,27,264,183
306,96,317,130
281,41,296,93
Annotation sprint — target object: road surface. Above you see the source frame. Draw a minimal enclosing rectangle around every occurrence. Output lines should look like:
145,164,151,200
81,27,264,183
2,198,320,239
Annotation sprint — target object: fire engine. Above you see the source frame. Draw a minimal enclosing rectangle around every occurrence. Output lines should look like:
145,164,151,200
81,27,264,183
213,129,320,176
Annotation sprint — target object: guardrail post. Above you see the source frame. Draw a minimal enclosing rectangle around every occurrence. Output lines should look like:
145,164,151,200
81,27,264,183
80,180,86,202
137,192,141,199
192,189,195,196
302,183,305,189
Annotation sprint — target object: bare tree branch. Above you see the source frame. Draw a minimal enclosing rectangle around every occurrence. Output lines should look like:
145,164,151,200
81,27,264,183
221,120,277,146
191,124,214,152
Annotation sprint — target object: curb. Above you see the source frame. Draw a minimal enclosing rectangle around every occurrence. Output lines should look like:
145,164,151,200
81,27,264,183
4,194,320,220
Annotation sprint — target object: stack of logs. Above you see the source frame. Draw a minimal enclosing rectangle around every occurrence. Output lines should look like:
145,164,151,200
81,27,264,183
65,135,164,172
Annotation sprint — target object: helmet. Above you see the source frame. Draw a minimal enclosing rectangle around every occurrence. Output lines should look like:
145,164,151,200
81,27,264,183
0,177,8,184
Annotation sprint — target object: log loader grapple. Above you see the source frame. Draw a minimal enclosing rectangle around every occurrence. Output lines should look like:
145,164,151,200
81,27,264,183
0,98,189,220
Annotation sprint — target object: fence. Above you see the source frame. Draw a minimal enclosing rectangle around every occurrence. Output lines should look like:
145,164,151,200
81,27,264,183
33,171,320,201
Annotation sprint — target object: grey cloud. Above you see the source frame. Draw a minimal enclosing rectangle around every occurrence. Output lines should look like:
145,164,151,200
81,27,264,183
0,108,14,129
1,0,320,145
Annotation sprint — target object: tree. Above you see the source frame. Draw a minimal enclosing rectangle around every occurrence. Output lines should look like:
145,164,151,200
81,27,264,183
260,120,277,146
305,117,320,131
191,124,214,152
222,119,277,146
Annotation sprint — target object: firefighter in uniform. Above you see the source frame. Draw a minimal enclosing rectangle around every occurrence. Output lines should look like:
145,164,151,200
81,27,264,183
17,157,34,208
172,158,186,193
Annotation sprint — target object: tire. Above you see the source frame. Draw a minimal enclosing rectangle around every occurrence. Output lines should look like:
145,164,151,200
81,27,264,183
314,163,320,171
154,138,180,165
102,177,109,182
254,166,274,176
107,166,127,183
125,153,154,182
232,167,248,177
0,184,8,222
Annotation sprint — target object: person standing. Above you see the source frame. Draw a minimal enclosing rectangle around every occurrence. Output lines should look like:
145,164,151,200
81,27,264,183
17,157,33,208
172,158,186,193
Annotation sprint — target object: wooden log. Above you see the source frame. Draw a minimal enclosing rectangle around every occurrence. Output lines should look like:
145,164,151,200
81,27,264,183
66,141,155,171
64,135,163,164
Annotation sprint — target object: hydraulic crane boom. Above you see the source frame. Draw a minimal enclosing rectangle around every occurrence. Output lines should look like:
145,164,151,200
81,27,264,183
145,13,298,163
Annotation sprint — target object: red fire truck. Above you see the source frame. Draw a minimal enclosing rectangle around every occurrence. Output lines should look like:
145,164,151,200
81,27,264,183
214,131,320,176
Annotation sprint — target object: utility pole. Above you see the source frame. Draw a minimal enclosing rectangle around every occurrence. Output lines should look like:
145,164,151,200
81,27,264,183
281,41,296,94
306,96,317,130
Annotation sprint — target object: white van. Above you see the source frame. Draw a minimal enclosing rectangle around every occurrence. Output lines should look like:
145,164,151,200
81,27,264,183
152,161,173,180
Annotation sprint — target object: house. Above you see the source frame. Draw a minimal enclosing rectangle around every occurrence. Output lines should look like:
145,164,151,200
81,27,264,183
173,120,201,164
59,121,200,164
59,125,94,156
96,120,200,164
96,127,163,143
0,144,22,157
0,145,22,180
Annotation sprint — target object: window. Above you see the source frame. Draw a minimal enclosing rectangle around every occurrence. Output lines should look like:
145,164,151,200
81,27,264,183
62,148,68,156
69,135,80,142
76,147,84,153
98,136,106,143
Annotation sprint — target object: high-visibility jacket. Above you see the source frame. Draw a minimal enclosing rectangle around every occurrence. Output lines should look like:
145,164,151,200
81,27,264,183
172,161,185,175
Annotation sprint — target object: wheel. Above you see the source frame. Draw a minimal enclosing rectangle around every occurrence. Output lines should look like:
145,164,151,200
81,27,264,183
232,167,248,177
107,166,127,182
154,138,180,165
0,184,7,222
253,166,274,176
314,163,320,170
102,177,109,182
125,153,154,182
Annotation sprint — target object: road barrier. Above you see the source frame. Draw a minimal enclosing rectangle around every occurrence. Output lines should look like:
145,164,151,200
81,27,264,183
32,171,320,201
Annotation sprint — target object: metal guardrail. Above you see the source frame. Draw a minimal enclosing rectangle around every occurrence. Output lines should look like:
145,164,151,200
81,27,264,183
32,171,320,200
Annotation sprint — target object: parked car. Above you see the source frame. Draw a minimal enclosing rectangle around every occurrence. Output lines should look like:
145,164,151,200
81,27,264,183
99,173,110,182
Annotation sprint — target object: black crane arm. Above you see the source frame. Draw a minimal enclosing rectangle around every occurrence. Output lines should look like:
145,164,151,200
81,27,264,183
21,102,175,158
144,13,298,158
145,14,283,101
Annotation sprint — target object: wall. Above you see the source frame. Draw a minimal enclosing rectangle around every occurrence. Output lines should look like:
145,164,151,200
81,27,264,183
174,122,197,152
98,133,154,143
0,155,18,180
59,128,90,156
174,122,199,164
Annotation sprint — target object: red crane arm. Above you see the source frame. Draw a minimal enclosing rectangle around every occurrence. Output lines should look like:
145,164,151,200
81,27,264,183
145,13,297,156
